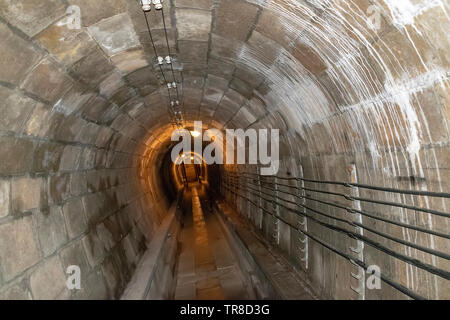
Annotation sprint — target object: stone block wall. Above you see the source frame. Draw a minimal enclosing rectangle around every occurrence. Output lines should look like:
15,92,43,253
0,1,171,299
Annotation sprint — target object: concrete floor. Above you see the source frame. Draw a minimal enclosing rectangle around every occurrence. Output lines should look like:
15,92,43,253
174,184,250,300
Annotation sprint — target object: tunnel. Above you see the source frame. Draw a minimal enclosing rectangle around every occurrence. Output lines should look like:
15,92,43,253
0,0,449,301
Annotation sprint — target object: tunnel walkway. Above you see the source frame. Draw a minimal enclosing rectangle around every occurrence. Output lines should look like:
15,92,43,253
173,184,251,300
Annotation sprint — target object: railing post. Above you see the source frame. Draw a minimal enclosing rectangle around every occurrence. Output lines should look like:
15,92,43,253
348,164,365,300
257,168,263,230
273,176,280,245
297,164,309,270
246,170,251,220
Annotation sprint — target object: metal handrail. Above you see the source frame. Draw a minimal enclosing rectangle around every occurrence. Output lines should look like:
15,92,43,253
222,183,426,300
226,178,450,262
221,171,450,300
226,175,450,240
238,171,450,198
227,172,450,219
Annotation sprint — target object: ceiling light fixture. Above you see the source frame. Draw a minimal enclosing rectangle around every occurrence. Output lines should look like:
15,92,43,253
141,0,151,11
152,0,163,10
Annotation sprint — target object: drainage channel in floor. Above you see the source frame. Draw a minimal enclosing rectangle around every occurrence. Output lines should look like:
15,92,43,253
173,183,251,300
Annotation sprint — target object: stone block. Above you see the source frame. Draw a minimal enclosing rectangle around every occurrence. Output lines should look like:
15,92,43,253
234,65,264,88
36,19,97,66
33,142,64,173
78,122,105,145
373,26,432,81
0,216,40,281
95,127,115,148
175,9,211,41
48,174,70,205
210,34,241,61
0,0,65,37
246,96,267,119
0,137,34,175
0,23,41,85
125,66,158,89
0,86,37,133
79,148,96,171
233,106,257,126
0,282,31,300
101,255,122,298
11,177,44,212
246,30,280,66
59,240,90,277
68,0,128,26
99,72,125,99
110,86,136,107
138,27,177,58
21,58,73,103
175,0,213,10
55,115,87,143
214,0,259,41
178,40,209,62
111,49,149,75
413,87,448,144
25,103,63,138
74,269,109,299
122,234,138,268
63,199,87,239
70,173,87,197
290,40,327,75
230,77,254,99
82,232,106,267
52,84,93,116
30,256,66,300
88,13,140,56
34,206,68,257
96,222,115,251
255,4,297,47
59,146,82,171
72,49,115,86
0,180,9,219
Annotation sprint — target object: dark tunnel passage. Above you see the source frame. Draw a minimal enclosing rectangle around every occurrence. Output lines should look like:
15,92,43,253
0,0,449,301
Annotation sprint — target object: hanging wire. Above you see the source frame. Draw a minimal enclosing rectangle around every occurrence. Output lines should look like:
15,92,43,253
143,12,172,102
140,0,185,127
161,6,185,127
161,7,181,101
141,6,181,126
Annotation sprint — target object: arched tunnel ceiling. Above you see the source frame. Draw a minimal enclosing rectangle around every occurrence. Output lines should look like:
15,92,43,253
0,0,449,163
0,0,449,301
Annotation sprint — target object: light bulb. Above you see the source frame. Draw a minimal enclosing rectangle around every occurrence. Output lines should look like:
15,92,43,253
141,0,151,11
152,0,163,10
172,82,177,88
167,83,172,89
157,56,164,65
165,56,171,64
